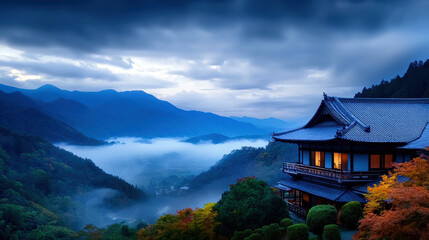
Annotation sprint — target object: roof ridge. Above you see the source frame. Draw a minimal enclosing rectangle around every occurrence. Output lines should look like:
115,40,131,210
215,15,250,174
332,97,370,132
338,97,429,103
324,97,351,125
334,190,348,202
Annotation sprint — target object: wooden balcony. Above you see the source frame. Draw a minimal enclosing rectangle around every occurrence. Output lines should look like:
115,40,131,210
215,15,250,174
285,201,308,219
283,162,386,183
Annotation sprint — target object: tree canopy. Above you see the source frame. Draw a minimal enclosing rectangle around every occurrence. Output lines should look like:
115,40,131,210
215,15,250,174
355,59,429,98
137,203,219,240
355,151,429,240
213,177,289,236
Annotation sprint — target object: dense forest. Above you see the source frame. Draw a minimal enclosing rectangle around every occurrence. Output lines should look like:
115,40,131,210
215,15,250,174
0,126,144,239
355,59,429,98
188,141,297,190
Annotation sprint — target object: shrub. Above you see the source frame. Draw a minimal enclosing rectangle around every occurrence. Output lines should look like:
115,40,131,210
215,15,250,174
306,205,337,235
232,229,254,240
254,228,263,235
323,224,341,240
286,223,309,240
261,223,283,240
340,201,363,229
308,236,318,240
279,217,293,229
244,233,263,240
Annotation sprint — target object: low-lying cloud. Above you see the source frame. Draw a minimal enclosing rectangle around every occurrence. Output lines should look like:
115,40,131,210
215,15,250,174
58,137,268,187
58,137,268,226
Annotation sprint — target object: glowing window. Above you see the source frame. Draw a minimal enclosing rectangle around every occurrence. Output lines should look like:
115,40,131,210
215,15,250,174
303,193,310,202
370,155,381,169
311,151,325,167
334,152,341,169
384,155,393,168
333,152,349,170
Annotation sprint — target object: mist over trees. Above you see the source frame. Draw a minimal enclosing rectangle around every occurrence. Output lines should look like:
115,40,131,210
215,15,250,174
188,141,297,190
0,126,144,239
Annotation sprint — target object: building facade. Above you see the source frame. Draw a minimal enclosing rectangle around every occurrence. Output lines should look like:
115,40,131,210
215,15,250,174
273,95,429,217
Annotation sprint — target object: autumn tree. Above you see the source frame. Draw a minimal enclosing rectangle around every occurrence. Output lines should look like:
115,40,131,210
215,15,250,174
354,152,429,240
137,203,219,240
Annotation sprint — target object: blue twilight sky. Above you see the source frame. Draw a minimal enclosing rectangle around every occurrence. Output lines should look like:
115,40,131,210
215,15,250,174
0,0,428,120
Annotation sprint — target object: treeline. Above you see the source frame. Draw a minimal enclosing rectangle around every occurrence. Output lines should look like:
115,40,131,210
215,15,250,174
188,141,297,190
355,59,429,98
0,126,144,239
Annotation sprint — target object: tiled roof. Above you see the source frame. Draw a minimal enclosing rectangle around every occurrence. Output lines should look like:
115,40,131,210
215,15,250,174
273,96,429,148
352,179,381,194
399,123,429,150
277,178,366,203
272,121,340,142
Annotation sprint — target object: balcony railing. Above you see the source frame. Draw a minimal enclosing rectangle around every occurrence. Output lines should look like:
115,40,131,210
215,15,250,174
283,162,386,182
285,201,308,218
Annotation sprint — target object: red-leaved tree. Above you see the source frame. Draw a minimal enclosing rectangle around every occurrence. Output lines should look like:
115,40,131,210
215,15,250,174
354,150,429,240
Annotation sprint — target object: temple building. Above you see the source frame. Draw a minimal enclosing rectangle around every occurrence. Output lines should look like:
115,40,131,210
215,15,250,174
273,94,429,217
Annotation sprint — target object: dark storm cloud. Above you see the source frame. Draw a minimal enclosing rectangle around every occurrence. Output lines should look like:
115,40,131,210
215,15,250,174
0,0,419,52
0,0,428,119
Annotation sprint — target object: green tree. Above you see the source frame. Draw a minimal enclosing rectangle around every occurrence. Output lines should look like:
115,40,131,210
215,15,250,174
213,177,289,236
244,233,262,240
260,223,283,240
340,201,363,230
323,224,341,240
287,224,309,240
79,224,105,240
306,205,337,238
232,229,254,240
279,218,293,229
28,225,77,240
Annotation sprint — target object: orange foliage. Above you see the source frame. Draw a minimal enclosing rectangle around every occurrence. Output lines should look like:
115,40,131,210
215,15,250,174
355,154,429,240
137,203,220,240
394,153,429,187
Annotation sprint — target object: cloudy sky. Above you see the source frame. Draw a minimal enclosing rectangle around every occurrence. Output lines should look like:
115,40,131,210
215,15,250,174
0,0,428,120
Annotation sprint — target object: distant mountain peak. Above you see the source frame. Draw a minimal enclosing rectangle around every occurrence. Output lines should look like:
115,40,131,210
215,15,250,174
37,84,62,91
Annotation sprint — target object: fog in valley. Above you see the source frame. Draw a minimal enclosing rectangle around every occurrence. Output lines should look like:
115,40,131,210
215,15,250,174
57,137,268,226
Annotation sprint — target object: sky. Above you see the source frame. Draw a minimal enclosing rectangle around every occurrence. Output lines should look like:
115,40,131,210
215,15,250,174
0,0,428,120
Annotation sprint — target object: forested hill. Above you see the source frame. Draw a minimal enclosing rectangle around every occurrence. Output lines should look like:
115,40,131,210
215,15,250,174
0,90,104,145
355,59,429,98
188,142,297,191
0,126,144,239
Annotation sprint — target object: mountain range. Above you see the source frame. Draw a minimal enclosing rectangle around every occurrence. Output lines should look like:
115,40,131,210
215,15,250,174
0,90,104,145
0,83,285,143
